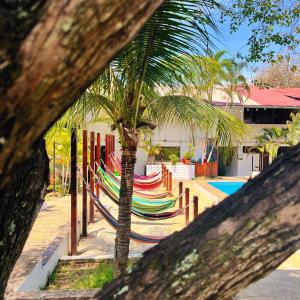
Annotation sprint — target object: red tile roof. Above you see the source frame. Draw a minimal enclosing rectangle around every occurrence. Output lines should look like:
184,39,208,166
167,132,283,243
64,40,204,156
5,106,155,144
243,86,300,107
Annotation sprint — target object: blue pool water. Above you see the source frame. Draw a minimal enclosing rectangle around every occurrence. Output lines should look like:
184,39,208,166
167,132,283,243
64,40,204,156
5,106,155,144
208,181,244,195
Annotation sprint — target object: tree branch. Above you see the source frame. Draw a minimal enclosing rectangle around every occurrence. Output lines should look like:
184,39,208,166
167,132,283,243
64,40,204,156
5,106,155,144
96,143,300,299
0,0,164,188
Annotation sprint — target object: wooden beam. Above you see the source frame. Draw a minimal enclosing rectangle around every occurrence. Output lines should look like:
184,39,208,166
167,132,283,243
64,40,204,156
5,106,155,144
82,130,88,237
111,135,115,171
165,167,168,188
96,133,101,197
193,196,198,220
53,141,56,194
90,131,95,222
105,134,109,171
179,181,183,209
168,172,172,195
70,128,77,255
185,188,190,225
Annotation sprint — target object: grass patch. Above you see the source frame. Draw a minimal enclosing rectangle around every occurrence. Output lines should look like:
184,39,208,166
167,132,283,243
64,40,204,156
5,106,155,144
74,262,113,289
44,260,137,290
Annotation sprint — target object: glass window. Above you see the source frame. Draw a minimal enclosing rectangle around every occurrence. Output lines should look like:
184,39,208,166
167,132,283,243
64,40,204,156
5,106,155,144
243,108,298,124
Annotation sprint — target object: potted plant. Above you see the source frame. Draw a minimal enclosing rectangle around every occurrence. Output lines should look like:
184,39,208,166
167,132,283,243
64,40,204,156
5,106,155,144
169,154,179,165
183,144,195,165
142,139,161,164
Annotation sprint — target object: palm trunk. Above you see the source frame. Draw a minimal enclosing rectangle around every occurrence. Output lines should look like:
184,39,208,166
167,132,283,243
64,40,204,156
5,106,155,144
114,145,137,277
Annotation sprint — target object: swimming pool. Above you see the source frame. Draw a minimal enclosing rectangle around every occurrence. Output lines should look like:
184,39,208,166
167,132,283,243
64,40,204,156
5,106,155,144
208,181,244,195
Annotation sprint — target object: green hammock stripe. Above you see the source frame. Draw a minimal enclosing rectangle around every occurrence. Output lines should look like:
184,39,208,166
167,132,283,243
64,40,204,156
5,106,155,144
97,167,177,213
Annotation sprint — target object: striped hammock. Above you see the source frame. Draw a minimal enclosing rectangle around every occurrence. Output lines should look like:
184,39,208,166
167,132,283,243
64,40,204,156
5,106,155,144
94,166,177,214
110,154,161,183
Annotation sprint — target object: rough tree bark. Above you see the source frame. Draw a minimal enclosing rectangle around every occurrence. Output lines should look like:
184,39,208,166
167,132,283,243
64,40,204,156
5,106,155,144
0,0,164,296
96,143,300,300
0,0,164,189
0,140,49,299
115,145,137,277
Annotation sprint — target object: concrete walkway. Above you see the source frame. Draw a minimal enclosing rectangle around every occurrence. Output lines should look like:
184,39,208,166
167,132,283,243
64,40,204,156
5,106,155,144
6,194,82,297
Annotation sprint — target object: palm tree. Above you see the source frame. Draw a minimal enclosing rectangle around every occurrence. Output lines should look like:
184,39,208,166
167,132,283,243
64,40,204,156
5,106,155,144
75,68,248,275
181,51,250,104
251,127,288,161
179,52,250,161
70,0,248,276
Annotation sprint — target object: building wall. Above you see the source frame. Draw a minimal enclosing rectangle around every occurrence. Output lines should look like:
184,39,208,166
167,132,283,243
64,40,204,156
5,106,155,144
89,123,208,175
222,107,288,176
89,107,292,177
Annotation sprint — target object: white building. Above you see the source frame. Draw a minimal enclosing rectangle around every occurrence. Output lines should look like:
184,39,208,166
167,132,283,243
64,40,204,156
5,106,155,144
90,86,300,177
214,86,300,176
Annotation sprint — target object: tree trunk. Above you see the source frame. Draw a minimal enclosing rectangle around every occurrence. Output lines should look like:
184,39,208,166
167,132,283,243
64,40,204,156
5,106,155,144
0,1,163,296
0,140,49,299
114,145,137,277
96,143,300,299
0,0,164,190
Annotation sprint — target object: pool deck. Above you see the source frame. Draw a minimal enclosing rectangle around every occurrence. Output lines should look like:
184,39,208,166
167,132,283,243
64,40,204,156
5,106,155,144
6,177,300,299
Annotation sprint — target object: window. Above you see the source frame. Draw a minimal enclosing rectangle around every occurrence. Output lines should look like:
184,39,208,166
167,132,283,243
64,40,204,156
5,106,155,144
244,108,298,124
155,147,180,161
243,146,260,154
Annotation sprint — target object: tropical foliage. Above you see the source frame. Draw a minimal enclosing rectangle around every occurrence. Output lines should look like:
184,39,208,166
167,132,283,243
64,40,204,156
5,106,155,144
222,0,300,63
286,112,300,146
251,112,300,161
180,50,250,105
67,0,249,276
46,125,82,195
251,127,287,161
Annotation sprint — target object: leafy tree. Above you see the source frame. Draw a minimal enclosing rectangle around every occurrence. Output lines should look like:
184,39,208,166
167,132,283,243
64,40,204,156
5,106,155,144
255,59,300,88
222,0,300,64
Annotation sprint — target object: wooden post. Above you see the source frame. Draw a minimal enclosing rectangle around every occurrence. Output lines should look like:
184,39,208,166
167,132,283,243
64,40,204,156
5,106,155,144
179,181,183,209
105,134,109,171
82,130,88,237
53,141,56,194
168,171,172,194
110,135,113,171
90,131,95,222
193,196,198,220
185,188,190,225
96,133,101,197
71,128,77,255
166,169,169,190
107,135,110,170
111,135,115,171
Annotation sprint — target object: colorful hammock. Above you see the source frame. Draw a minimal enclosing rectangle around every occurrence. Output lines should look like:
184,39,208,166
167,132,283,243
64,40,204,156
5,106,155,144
86,182,165,243
106,160,163,190
90,169,183,221
93,166,177,214
110,155,161,182
96,162,169,199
